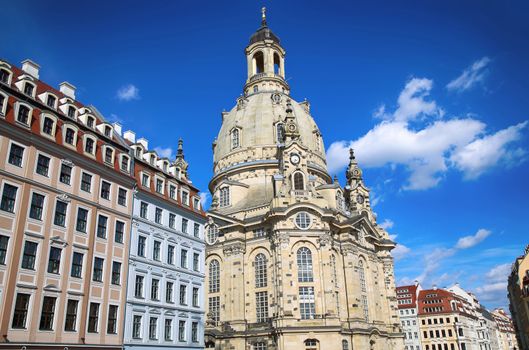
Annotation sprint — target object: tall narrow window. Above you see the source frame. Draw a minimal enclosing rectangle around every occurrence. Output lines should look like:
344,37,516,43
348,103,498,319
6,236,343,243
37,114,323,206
359,260,369,321
76,208,88,233
149,317,157,340
0,94,4,114
17,105,30,125
192,287,199,307
0,184,17,213
65,128,75,145
231,128,240,149
12,293,30,328
167,245,175,264
151,278,159,300
87,116,94,128
255,291,269,322
155,207,162,224
93,257,104,282
115,220,124,243
179,284,187,305
193,253,199,272
100,181,111,200
194,223,200,238
46,95,56,108
293,172,304,190
137,236,146,257
299,287,316,320
64,299,78,331
46,206,64,236
0,69,9,83
87,303,99,333
67,106,76,118
209,296,220,323
255,253,268,288
39,296,56,330
178,320,186,341
219,187,230,207
85,138,95,154
29,193,45,220
192,321,198,342
24,82,34,96
47,247,62,274
165,319,172,341
297,247,313,282
182,218,188,233
0,235,9,265
180,249,188,268
111,261,121,285
97,215,107,238
81,172,92,192
135,275,144,298
107,305,118,334
21,241,37,269
71,252,83,278
169,213,176,229
104,148,113,164
140,201,148,218
276,123,284,143
132,315,142,338
209,259,220,293
42,117,54,135
118,188,127,206
166,281,174,303
153,241,161,261
36,154,50,176
8,143,24,167
60,164,72,185
120,156,129,172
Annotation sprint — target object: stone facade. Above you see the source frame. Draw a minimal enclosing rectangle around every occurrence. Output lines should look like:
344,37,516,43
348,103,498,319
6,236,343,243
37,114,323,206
204,10,403,350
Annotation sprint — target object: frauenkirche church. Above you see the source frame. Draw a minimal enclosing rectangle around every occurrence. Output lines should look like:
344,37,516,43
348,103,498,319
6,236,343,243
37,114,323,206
204,9,403,350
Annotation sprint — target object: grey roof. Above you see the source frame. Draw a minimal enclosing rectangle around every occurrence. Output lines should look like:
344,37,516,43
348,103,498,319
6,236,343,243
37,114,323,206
249,25,280,45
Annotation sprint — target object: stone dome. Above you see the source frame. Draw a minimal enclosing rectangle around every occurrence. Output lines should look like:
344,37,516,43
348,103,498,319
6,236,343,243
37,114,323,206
212,91,328,176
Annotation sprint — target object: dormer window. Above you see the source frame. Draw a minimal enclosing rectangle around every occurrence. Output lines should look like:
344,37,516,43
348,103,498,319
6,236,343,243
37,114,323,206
64,128,76,145
150,155,155,165
87,116,95,128
0,69,10,84
104,147,114,164
46,95,56,108
120,155,129,172
23,82,34,97
0,94,7,116
16,104,31,125
104,126,111,137
163,162,168,172
135,147,142,158
85,137,95,154
67,106,76,118
42,117,54,135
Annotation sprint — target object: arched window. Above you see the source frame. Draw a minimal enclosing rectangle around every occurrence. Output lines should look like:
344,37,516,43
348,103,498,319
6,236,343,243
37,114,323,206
276,123,284,143
304,339,319,350
359,260,369,321
293,172,304,190
207,224,219,244
253,51,264,74
255,253,267,288
231,128,240,149
0,68,11,84
297,247,313,282
209,259,220,293
342,340,349,350
104,147,114,164
273,52,281,75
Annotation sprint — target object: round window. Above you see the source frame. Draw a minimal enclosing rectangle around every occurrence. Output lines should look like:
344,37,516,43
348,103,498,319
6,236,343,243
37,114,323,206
295,212,311,230
206,225,219,245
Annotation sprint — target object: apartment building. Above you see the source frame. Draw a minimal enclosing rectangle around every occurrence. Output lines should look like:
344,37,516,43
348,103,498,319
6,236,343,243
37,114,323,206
397,283,423,350
0,59,135,349
508,245,529,350
123,134,206,350
491,308,517,350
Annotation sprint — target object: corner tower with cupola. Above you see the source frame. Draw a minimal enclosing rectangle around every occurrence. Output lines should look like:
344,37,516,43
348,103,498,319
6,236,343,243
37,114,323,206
205,8,404,350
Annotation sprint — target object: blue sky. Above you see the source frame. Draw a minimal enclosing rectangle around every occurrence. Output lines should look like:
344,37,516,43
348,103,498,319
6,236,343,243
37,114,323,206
3,1,528,310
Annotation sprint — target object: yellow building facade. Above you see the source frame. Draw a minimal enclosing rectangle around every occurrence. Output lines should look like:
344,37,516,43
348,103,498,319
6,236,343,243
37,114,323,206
204,10,403,350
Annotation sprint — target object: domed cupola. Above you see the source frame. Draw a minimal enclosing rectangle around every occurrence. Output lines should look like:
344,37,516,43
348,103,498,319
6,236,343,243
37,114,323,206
244,7,290,95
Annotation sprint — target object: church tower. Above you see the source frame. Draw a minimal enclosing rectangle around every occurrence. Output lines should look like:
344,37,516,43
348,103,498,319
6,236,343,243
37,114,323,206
205,9,403,350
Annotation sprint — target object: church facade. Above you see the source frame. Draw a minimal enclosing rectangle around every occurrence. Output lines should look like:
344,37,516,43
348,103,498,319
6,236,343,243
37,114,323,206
204,10,403,350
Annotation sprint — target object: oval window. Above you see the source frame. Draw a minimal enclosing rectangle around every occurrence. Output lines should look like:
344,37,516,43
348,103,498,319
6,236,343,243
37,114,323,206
295,212,311,230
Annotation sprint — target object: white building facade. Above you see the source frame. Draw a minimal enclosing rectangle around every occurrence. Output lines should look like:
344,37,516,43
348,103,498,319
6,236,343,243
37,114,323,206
123,136,206,350
397,284,423,350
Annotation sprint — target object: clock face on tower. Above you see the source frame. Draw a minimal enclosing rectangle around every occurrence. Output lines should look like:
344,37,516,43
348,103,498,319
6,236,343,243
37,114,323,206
356,194,364,204
290,153,300,165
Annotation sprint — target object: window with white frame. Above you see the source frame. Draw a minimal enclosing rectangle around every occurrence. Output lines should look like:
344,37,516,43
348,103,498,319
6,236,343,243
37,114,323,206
23,82,35,97
0,92,7,116
84,135,96,155
120,155,129,172
0,68,11,85
15,103,32,126
132,315,142,338
46,93,57,109
255,253,267,288
297,247,313,282
41,115,56,136
103,146,114,164
63,126,77,146
181,190,189,205
299,287,316,320
209,296,220,323
209,259,220,293
255,291,269,322
207,224,219,245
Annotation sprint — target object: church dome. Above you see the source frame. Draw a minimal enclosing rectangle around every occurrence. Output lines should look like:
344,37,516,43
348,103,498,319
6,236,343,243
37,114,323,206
212,91,327,176
249,25,281,45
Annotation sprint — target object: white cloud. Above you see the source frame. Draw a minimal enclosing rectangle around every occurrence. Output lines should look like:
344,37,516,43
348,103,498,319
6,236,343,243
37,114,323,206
199,192,210,207
117,84,140,101
392,244,411,261
154,147,174,159
451,121,528,179
447,56,491,92
326,77,527,190
455,229,491,249
379,219,394,230
389,234,398,241
473,263,512,303
485,263,511,282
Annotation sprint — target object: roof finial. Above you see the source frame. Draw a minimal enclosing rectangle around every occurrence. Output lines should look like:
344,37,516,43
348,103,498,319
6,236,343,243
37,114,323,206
261,6,267,26
349,148,355,160
177,138,184,159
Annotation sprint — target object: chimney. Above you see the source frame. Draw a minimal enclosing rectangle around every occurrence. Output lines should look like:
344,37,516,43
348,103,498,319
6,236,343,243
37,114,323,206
433,284,437,290
123,130,136,143
138,137,149,150
59,82,76,99
112,122,122,136
21,59,40,79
